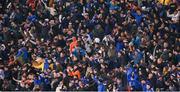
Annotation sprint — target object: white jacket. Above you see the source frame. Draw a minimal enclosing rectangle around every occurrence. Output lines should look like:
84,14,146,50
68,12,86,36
167,11,180,23
0,69,4,79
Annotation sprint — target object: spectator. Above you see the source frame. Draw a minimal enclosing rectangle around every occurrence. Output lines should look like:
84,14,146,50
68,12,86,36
0,0,179,91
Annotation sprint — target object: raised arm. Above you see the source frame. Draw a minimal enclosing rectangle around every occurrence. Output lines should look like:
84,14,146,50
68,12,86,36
167,10,174,18
41,0,49,9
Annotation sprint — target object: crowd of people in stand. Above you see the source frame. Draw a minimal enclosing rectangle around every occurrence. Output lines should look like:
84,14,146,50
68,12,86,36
0,0,179,91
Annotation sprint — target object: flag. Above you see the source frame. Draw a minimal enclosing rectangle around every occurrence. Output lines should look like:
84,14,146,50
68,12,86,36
32,57,44,71
159,0,171,5
68,70,81,79
32,57,49,71
69,37,78,53
16,47,29,65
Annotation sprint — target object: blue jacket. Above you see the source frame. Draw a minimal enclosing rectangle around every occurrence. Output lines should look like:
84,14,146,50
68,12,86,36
131,11,144,25
134,50,143,64
34,79,41,85
142,85,154,92
116,41,125,52
98,83,106,92
27,15,37,22
72,48,86,57
109,4,119,10
16,47,29,63
141,84,147,91
134,36,141,47
93,76,106,92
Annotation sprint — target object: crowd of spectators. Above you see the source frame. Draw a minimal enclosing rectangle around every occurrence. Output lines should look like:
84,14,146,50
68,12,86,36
0,0,179,91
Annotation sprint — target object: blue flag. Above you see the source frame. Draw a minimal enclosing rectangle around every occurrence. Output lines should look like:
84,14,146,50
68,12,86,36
16,47,28,64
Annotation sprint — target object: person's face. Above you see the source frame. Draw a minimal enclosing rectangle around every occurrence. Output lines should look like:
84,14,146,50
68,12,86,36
141,80,145,84
58,35,63,40
139,71,142,75
153,35,157,40
28,47,32,52
155,19,158,23
22,76,26,80
153,41,156,46
119,67,123,72
68,23,73,28
118,52,122,57
57,47,62,52
69,82,73,87
172,65,176,70
110,44,113,49
31,54,36,60
159,76,163,80
28,12,32,16
141,22,144,26
148,73,153,79
79,81,83,87
137,10,141,15
100,64,105,69
135,51,138,56
84,14,89,19
163,42,168,48
13,67,17,71
23,67,27,71
94,70,97,74
169,74,174,80
24,83,29,88
74,66,77,70
120,0,124,3
157,58,162,64
146,84,151,89
117,79,122,84
4,67,8,71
